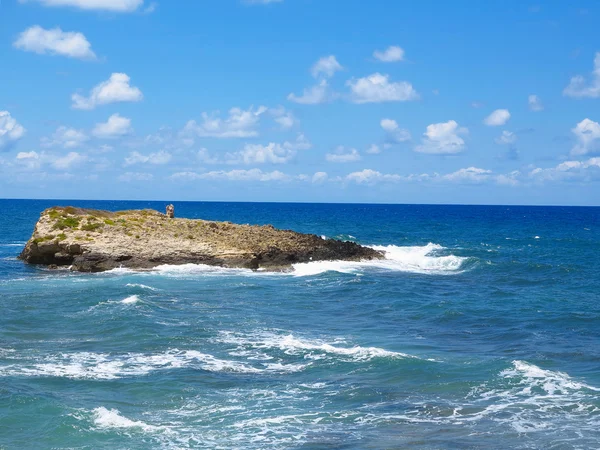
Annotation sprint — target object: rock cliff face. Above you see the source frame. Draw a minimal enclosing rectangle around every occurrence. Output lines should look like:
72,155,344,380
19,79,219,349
19,207,383,272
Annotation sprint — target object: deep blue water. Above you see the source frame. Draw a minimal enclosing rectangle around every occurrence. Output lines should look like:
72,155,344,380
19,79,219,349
1,199,599,449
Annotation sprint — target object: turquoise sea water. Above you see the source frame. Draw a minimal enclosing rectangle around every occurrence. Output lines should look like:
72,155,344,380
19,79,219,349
1,200,599,449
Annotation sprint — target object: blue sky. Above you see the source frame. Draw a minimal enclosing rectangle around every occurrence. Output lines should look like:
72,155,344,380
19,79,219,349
1,0,599,205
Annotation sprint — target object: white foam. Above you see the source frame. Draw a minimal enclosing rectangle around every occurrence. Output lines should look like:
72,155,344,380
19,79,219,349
0,348,307,380
457,360,600,433
103,267,136,275
90,242,471,278
292,243,469,276
92,407,163,432
126,283,159,291
153,263,258,277
121,295,140,304
0,348,16,357
218,331,418,362
502,360,600,394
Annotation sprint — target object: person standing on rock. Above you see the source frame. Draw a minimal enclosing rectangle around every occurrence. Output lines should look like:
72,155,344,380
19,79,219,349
166,204,174,218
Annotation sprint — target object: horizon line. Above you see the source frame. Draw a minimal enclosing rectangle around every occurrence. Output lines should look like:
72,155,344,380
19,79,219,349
1,197,598,208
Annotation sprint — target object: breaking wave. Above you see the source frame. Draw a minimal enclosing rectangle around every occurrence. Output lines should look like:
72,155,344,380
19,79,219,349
217,330,424,362
101,243,471,278
0,349,308,380
360,360,600,435
92,407,165,433
292,243,470,276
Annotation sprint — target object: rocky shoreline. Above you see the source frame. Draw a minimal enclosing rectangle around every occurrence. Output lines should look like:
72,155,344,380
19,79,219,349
19,207,384,272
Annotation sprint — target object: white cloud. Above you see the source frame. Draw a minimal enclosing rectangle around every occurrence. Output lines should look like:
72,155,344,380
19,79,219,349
380,118,411,143
288,55,342,105
42,126,88,148
563,52,600,98
415,120,468,154
528,94,544,111
14,25,96,60
366,144,381,154
196,169,290,182
92,114,133,138
311,55,343,78
183,106,266,138
495,130,517,145
496,171,521,186
139,127,195,151
529,158,600,182
380,118,399,132
483,109,511,126
347,73,418,103
16,151,39,160
373,45,404,62
52,151,86,170
195,148,219,164
169,171,202,181
571,118,600,156
15,151,42,170
441,167,492,183
288,80,331,105
124,150,171,166
289,133,312,150
72,73,143,110
13,150,106,173
119,171,153,182
312,171,328,183
274,115,295,130
270,106,297,130
233,143,296,164
225,133,311,164
344,167,510,186
0,111,26,151
326,146,361,163
345,169,406,184
20,0,145,12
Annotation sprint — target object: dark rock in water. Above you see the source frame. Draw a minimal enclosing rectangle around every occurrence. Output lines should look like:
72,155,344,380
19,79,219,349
19,207,384,273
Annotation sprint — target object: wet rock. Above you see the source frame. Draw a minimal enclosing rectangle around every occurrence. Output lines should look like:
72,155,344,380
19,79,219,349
19,206,384,272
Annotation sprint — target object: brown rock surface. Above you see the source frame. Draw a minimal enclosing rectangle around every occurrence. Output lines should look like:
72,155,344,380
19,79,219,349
19,207,384,272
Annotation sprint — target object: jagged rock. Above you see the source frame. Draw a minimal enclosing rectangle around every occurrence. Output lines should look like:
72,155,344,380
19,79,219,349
19,207,384,272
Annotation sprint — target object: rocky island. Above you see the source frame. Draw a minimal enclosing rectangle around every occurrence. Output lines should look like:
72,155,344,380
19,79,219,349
19,206,384,272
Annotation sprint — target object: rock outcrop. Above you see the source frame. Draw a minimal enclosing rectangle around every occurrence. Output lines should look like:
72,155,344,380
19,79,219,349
19,207,384,272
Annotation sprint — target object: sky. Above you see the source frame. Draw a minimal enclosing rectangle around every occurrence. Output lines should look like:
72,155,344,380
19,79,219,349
1,0,600,205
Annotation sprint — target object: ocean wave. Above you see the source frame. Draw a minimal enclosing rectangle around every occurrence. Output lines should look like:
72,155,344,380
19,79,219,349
125,283,159,291
0,349,307,380
100,243,472,278
217,330,422,362
62,360,599,448
292,243,470,276
92,407,165,433
84,295,143,312
153,263,260,277
461,360,600,433
351,360,600,437
121,295,140,304
501,360,600,394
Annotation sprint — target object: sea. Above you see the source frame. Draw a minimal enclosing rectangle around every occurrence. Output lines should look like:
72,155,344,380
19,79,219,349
0,199,599,449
